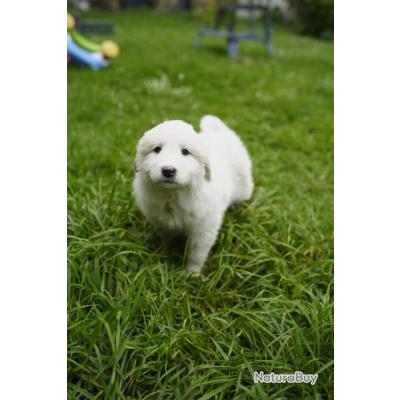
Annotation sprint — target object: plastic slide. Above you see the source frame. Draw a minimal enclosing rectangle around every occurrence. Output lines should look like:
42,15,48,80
67,34,108,70
67,13,119,70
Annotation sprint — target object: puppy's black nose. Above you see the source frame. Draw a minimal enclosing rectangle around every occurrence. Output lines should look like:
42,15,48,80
162,167,177,178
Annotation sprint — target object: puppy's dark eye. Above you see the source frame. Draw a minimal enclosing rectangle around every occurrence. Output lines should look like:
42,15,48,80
181,148,190,156
153,146,162,154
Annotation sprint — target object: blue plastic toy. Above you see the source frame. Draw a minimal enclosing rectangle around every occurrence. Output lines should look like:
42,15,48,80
67,34,108,71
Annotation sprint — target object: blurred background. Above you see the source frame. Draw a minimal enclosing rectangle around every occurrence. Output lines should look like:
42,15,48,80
68,0,333,39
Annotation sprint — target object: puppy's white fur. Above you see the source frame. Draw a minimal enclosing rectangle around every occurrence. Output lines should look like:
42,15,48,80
133,115,253,274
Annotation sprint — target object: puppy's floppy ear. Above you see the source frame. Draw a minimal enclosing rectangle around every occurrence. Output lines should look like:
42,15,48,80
134,133,154,173
134,147,143,174
204,159,211,181
191,146,211,181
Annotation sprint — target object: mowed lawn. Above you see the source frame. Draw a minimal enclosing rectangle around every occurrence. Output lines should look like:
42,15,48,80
68,10,333,400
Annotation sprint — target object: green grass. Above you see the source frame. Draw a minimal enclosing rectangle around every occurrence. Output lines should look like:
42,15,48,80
68,10,333,400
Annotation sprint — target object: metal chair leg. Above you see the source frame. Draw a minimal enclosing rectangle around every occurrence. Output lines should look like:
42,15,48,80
265,41,274,56
193,34,201,48
227,39,239,58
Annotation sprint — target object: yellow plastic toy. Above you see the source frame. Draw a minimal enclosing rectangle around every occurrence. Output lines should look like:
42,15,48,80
67,13,75,32
101,40,120,59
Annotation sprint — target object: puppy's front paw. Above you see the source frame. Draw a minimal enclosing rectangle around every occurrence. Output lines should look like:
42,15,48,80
187,264,202,276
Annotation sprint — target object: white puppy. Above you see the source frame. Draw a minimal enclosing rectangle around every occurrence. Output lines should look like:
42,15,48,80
133,115,253,274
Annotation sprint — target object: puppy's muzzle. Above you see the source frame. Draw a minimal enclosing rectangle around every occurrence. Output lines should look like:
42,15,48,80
161,167,177,178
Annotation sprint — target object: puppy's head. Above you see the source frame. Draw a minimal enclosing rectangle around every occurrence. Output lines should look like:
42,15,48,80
135,120,211,189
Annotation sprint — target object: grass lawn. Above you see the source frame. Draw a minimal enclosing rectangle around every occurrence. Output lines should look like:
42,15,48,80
68,10,333,400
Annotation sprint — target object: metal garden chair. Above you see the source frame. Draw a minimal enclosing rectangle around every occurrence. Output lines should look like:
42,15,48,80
194,0,274,58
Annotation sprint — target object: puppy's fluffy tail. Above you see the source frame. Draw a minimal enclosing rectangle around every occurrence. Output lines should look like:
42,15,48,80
200,115,227,132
